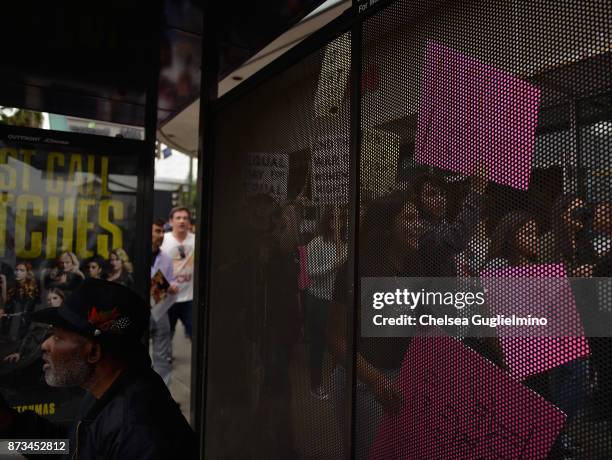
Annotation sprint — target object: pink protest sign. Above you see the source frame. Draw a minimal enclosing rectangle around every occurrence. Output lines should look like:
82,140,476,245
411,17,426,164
414,41,541,190
369,336,566,460
480,264,590,380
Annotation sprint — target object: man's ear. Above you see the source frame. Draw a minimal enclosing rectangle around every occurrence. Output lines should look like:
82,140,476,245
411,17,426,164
86,341,102,364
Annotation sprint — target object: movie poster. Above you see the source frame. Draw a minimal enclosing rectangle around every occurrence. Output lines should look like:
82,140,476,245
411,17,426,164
0,126,144,425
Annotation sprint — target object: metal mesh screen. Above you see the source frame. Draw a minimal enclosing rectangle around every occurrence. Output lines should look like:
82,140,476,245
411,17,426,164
205,33,351,459
204,0,612,458
357,1,612,459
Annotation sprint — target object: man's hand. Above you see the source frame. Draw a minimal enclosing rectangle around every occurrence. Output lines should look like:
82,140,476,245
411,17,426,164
168,284,179,295
3,353,20,363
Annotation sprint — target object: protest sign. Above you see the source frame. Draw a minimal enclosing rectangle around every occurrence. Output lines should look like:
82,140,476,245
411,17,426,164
414,41,540,190
314,34,350,117
244,153,289,202
480,264,590,380
311,137,349,204
361,129,400,198
370,336,566,459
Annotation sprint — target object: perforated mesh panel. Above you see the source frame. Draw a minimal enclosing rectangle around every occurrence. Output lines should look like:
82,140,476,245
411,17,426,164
204,1,612,458
357,1,612,459
205,34,351,459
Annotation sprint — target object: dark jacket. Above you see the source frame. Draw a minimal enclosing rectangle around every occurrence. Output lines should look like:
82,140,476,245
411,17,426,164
5,361,196,459
44,271,84,292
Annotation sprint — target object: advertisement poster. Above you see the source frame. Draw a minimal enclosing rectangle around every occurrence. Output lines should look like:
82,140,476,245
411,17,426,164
0,126,144,425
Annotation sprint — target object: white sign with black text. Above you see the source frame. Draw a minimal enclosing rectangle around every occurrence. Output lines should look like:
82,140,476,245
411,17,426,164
311,137,350,204
244,153,289,202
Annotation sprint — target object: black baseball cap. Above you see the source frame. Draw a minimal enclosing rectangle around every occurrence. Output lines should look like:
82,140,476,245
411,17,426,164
31,278,149,341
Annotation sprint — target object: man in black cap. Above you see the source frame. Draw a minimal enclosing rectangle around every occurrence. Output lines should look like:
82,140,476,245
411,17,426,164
0,278,196,459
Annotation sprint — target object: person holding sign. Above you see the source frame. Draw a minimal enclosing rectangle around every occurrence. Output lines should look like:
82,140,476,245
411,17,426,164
414,170,487,277
150,219,178,386
328,191,425,458
539,194,597,277
482,210,588,457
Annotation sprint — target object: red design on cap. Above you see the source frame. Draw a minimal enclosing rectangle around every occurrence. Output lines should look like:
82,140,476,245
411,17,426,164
87,306,121,332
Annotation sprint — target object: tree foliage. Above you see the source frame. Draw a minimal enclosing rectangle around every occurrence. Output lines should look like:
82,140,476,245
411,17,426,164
0,107,43,128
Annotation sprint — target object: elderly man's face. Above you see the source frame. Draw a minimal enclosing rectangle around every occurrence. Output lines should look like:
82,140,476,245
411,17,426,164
40,327,95,387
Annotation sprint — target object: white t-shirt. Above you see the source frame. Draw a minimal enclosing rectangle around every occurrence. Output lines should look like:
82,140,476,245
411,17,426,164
161,232,195,302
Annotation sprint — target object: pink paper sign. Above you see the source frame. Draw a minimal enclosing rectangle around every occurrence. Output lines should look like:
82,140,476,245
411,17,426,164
480,264,590,380
370,336,566,460
414,41,541,190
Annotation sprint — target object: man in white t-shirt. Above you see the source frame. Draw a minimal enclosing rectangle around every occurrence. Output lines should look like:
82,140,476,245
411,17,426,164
161,206,196,339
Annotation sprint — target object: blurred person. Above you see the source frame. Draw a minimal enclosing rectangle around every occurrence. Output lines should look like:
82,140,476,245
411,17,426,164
456,219,492,277
257,200,301,457
2,288,64,365
590,252,612,422
0,279,196,459
43,252,85,292
328,191,425,458
107,248,134,289
150,219,178,386
84,255,107,280
203,195,300,457
485,210,588,457
3,262,39,341
305,206,347,399
0,273,6,309
482,211,539,271
592,201,612,258
539,194,597,276
161,207,195,339
46,287,65,308
414,171,487,276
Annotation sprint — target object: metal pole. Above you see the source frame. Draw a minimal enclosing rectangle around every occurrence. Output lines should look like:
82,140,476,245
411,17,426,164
348,6,363,459
188,153,195,208
192,1,219,458
138,0,163,300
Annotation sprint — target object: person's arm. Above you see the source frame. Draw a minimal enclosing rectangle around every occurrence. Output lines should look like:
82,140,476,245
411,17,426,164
162,255,176,285
326,300,402,414
429,191,483,253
